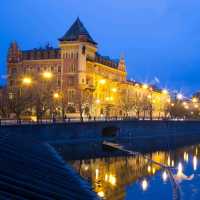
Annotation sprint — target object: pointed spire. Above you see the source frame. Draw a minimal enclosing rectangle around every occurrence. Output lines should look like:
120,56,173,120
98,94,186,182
118,53,126,71
59,17,97,45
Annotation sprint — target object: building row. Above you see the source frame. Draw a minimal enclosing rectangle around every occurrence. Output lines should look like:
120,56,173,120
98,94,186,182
7,18,170,119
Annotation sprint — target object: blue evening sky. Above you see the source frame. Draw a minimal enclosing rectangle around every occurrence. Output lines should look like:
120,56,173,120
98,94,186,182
0,0,200,96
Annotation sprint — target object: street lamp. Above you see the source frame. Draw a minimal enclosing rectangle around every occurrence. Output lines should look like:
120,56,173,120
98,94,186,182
192,97,198,103
162,89,168,95
177,93,183,100
99,79,106,85
53,92,59,99
22,77,32,86
142,84,148,90
112,88,117,93
42,71,53,80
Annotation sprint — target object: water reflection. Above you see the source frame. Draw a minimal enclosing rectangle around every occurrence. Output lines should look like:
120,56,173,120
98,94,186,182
66,144,200,200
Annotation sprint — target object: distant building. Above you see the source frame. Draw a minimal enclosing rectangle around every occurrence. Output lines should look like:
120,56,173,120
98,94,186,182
7,18,169,118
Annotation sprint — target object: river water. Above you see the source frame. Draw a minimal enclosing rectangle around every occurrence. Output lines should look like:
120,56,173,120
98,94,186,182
56,141,200,200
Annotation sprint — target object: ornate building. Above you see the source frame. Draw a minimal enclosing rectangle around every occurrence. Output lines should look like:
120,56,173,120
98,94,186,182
7,18,170,118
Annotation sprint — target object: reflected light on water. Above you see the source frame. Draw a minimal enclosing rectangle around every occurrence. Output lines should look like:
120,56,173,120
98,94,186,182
177,163,183,175
98,191,105,198
162,171,168,182
109,174,116,186
141,179,148,191
193,156,198,171
96,169,99,179
147,165,151,173
167,156,170,166
171,160,174,167
183,152,189,162
105,174,108,181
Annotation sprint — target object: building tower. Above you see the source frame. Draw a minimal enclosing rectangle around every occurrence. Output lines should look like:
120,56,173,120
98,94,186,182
59,17,97,106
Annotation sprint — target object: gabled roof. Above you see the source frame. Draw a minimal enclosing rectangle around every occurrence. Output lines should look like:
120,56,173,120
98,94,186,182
59,17,97,45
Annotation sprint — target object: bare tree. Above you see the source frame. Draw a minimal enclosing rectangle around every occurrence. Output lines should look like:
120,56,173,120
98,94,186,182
8,88,32,122
0,87,9,118
120,88,134,118
76,88,93,121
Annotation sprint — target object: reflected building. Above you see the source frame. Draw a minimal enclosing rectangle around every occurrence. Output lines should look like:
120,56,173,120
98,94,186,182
67,145,200,200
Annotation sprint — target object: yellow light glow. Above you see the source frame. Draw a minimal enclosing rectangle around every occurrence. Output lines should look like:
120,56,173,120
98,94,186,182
147,165,151,173
183,152,189,162
171,160,174,167
31,116,37,122
22,77,32,85
194,104,199,108
53,93,59,99
105,174,108,181
142,84,148,89
147,95,152,99
167,156,170,166
171,103,174,107
96,99,100,104
110,96,113,101
99,79,106,85
152,167,156,174
105,97,110,101
192,97,198,103
42,71,52,79
97,191,105,198
182,102,187,106
162,89,168,95
112,88,117,92
167,98,171,103
141,179,148,191
109,174,116,186
184,105,189,109
95,169,99,179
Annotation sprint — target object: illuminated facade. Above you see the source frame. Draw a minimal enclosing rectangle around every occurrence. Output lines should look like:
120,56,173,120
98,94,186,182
7,18,170,118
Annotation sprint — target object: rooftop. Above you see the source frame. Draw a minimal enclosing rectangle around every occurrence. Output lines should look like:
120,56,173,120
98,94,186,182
59,17,97,45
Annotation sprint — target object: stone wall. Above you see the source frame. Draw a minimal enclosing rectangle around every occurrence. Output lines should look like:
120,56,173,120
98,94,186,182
1,120,200,143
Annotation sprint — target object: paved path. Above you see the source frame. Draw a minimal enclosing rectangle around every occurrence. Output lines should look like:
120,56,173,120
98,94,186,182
0,133,98,200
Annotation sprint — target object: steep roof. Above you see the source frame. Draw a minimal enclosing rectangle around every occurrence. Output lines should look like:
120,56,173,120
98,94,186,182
59,17,97,45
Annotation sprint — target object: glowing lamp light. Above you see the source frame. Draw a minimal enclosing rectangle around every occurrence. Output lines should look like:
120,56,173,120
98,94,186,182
177,93,183,100
193,156,197,171
109,174,116,186
182,102,187,106
112,88,117,92
97,191,105,198
147,95,152,99
96,99,100,104
95,169,99,179
177,163,183,175
167,98,171,103
22,77,32,85
171,103,174,107
141,179,148,191
194,104,199,108
184,105,189,110
147,165,151,173
105,97,110,101
53,93,59,99
43,71,52,79
162,171,168,182
142,84,148,89
192,97,198,103
99,79,106,85
162,89,168,95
